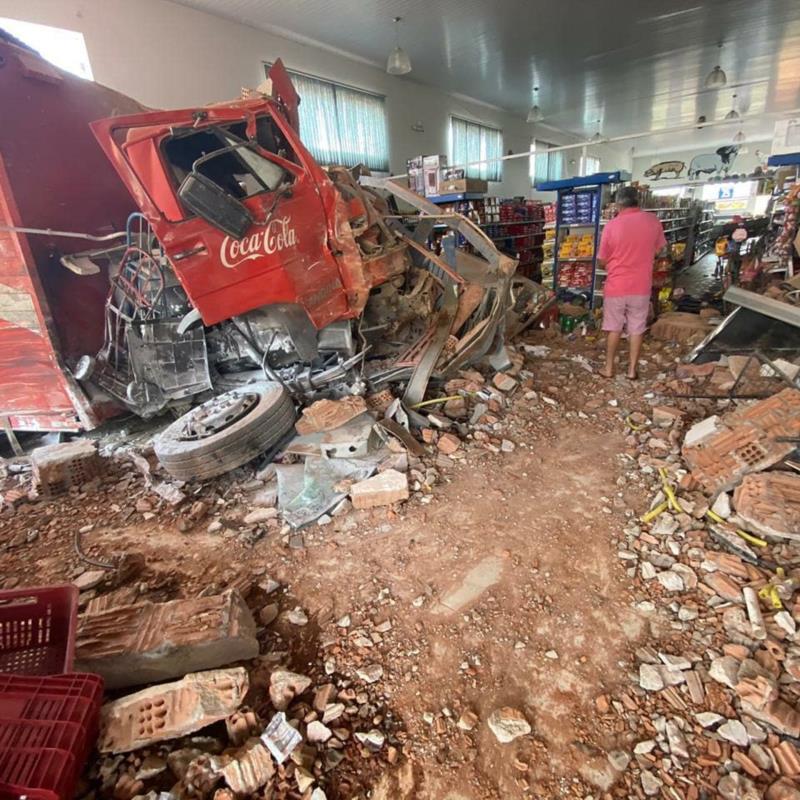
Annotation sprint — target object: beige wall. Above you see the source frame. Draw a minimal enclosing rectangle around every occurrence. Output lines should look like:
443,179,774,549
0,0,627,198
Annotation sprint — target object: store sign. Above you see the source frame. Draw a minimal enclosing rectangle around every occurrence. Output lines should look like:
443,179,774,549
715,199,747,212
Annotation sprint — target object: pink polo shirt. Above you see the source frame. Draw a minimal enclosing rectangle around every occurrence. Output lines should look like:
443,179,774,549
597,208,666,297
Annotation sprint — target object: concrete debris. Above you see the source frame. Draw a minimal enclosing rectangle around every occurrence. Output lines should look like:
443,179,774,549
99,668,249,753
356,664,383,684
269,670,312,711
487,707,531,743
718,718,749,746
349,469,409,509
75,590,258,689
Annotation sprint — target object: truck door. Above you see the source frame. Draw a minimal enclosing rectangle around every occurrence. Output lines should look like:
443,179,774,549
91,108,350,329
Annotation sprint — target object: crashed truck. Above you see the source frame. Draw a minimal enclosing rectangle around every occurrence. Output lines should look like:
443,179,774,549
0,32,544,479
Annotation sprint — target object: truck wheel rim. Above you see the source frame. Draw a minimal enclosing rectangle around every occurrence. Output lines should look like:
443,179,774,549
177,391,258,440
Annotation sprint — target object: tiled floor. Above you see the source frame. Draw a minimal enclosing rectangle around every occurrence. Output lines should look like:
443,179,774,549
675,251,723,298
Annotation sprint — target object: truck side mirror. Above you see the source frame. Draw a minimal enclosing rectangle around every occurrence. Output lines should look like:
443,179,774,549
178,172,254,239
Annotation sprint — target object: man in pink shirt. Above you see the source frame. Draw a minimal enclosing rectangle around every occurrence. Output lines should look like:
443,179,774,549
596,186,666,379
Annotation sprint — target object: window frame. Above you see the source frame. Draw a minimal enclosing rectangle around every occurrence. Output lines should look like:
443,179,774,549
265,63,390,173
448,116,503,182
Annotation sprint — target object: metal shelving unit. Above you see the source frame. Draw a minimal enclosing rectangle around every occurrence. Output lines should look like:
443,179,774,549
424,195,546,279
535,170,630,309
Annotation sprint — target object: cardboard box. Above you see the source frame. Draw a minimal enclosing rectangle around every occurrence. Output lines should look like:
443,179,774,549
422,154,447,169
423,167,440,196
437,177,488,194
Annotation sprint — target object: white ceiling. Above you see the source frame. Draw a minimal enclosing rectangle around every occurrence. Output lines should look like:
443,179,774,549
173,0,800,153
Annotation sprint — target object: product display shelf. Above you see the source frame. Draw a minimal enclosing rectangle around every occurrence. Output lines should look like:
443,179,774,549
535,171,630,309
425,195,546,280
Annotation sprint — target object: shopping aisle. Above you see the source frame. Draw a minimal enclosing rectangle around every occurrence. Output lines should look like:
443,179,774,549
675,251,723,297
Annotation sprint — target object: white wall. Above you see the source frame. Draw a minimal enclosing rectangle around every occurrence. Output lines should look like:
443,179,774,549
0,0,629,199
631,141,771,183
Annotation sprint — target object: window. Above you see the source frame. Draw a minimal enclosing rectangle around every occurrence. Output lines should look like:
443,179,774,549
279,69,389,172
164,127,289,207
0,17,92,79
530,140,564,185
449,117,503,181
581,155,601,176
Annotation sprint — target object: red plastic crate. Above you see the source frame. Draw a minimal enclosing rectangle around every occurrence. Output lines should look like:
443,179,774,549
0,674,103,800
0,747,75,800
0,674,103,763
0,587,79,675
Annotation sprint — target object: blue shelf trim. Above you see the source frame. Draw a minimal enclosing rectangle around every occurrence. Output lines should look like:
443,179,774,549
767,152,800,167
535,170,631,191
425,192,486,203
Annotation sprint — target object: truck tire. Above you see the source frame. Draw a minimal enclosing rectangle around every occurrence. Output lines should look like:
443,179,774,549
154,385,295,481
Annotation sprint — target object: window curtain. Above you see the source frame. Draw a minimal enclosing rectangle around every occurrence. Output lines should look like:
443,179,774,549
581,155,601,176
450,117,503,181
530,140,564,184
289,71,389,172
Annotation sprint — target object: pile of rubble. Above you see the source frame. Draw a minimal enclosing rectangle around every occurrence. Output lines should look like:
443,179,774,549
594,385,800,799
70,579,404,800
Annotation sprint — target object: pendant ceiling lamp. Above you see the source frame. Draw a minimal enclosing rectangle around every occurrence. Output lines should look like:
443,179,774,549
725,93,740,121
526,87,542,123
733,130,746,144
704,43,727,89
386,16,412,75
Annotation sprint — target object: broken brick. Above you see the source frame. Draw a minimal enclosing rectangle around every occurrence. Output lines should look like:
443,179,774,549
774,741,800,777
492,372,517,392
221,739,274,795
652,406,685,427
99,668,249,753
295,396,368,435
651,313,709,344
767,778,800,800
75,590,258,689
683,389,800,495
702,572,743,603
31,439,101,497
743,698,800,738
349,469,409,510
734,472,800,541
436,432,461,455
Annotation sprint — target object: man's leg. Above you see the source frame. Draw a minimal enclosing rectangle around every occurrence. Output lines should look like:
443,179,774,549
628,333,643,378
603,331,621,378
626,296,650,379
601,296,623,377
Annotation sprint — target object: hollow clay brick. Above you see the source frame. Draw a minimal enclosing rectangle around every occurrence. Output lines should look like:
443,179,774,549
75,590,258,689
99,667,249,753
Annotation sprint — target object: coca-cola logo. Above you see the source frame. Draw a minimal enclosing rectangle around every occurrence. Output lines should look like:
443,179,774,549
220,216,298,269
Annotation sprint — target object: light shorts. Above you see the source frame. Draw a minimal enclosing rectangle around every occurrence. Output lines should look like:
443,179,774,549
602,294,650,335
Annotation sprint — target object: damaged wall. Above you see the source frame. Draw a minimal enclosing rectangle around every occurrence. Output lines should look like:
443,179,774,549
0,0,628,198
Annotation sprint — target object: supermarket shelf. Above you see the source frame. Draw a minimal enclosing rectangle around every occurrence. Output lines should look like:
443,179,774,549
557,256,594,262
481,218,542,227
663,225,690,234
489,233,541,241
426,192,485,203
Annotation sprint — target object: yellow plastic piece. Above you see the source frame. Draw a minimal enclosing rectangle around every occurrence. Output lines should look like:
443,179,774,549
705,510,767,548
641,501,669,523
658,467,683,513
410,394,468,409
